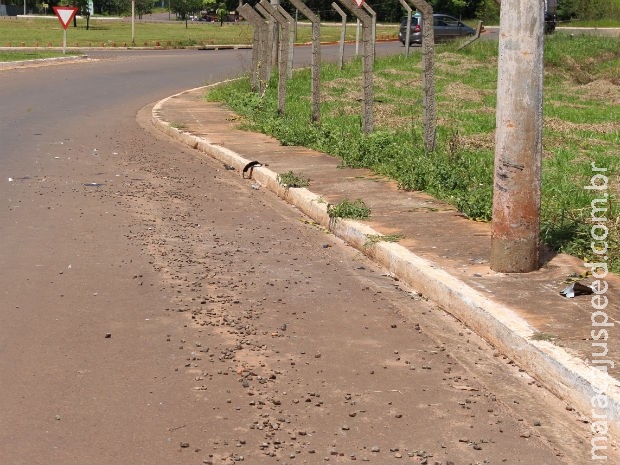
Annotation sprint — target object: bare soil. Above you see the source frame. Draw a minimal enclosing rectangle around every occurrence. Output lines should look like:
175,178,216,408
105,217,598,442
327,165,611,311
0,99,599,464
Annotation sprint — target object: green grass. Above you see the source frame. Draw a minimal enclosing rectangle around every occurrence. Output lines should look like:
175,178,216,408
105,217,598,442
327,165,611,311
207,34,620,272
0,17,254,47
0,50,81,61
0,17,398,49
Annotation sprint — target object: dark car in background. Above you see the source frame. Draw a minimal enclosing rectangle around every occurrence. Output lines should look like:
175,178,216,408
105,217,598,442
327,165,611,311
544,0,558,33
544,10,557,33
398,13,476,45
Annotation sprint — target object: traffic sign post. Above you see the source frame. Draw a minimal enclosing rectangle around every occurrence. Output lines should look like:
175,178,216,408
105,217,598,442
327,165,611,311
52,6,79,54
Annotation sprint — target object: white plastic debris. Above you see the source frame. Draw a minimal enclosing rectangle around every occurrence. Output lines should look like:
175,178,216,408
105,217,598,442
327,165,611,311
560,281,593,298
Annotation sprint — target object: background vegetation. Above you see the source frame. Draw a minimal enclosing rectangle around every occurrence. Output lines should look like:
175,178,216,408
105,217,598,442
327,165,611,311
0,17,397,47
1,0,619,25
207,34,620,271
476,0,620,24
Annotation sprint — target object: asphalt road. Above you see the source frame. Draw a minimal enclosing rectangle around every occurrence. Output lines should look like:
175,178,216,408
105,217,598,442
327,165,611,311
0,47,594,464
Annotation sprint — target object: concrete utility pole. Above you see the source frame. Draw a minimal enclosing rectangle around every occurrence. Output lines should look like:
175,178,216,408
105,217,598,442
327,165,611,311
338,0,373,134
289,0,321,123
490,0,545,273
406,0,435,152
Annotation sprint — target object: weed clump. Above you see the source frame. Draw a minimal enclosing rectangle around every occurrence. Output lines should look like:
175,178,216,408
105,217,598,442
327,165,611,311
277,170,310,188
327,198,371,220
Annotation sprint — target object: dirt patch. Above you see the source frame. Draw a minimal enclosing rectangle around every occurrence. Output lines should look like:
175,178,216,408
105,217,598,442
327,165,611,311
435,51,489,73
545,116,620,135
577,78,620,103
442,81,487,103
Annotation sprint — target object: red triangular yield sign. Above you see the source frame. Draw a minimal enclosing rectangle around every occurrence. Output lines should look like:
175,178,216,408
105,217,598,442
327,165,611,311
53,6,79,30
354,0,365,6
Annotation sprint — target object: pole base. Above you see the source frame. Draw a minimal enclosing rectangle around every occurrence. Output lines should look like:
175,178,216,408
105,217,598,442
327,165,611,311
490,237,540,273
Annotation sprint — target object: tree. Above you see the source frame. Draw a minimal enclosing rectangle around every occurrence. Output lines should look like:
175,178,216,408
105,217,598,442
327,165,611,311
171,0,202,24
95,0,130,15
559,0,620,20
483,0,620,22
431,0,480,18
475,0,500,23
73,0,90,28
135,0,155,19
447,0,466,19
216,1,226,25
202,0,216,13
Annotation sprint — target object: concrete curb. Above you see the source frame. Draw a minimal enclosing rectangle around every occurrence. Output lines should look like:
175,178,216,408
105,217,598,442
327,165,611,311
152,85,620,445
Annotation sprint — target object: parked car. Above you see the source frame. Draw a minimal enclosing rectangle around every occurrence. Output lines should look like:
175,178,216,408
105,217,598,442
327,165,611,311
399,13,476,45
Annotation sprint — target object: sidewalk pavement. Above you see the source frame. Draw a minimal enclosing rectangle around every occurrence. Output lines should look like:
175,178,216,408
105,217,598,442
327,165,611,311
150,85,620,444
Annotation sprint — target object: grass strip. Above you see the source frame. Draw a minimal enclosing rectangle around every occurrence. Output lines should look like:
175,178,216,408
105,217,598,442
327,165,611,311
0,17,397,48
207,34,620,272
0,50,82,61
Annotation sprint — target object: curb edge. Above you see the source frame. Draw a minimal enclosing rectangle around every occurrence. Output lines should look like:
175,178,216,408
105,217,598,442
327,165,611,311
151,85,620,445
